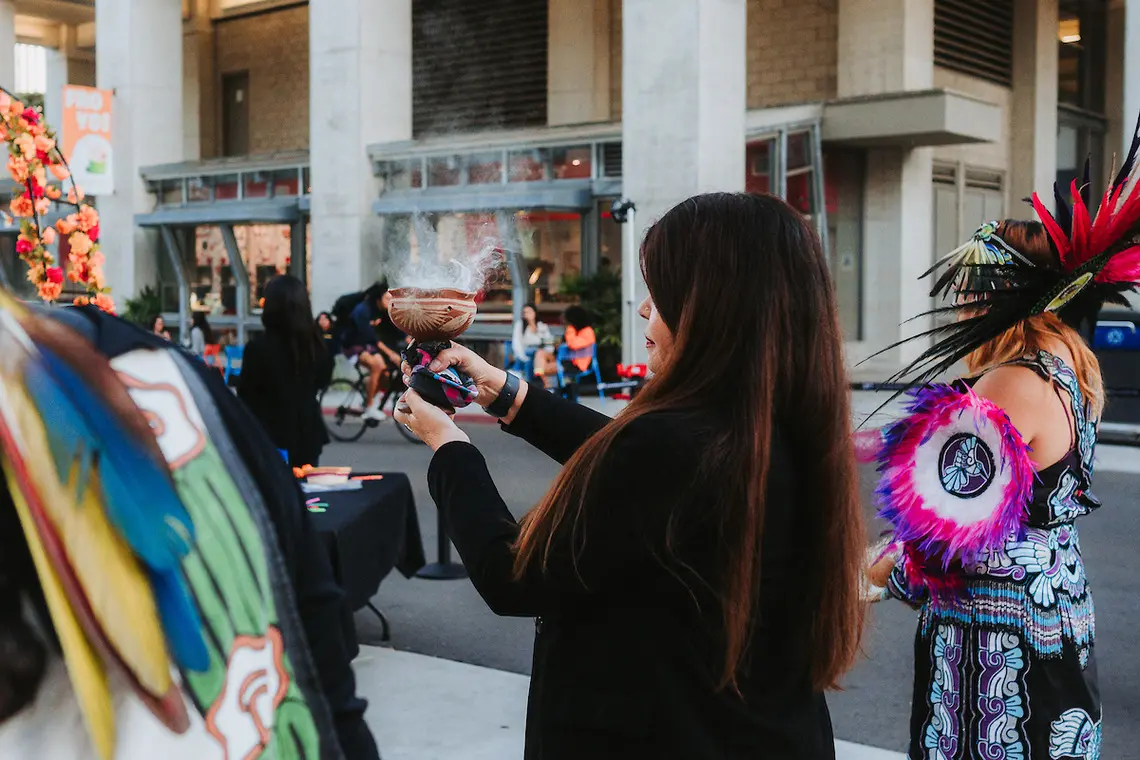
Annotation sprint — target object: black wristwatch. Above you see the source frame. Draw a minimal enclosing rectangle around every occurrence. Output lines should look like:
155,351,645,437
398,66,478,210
485,371,521,418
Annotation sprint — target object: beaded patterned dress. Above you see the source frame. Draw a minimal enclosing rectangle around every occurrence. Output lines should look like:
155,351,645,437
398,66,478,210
887,351,1102,760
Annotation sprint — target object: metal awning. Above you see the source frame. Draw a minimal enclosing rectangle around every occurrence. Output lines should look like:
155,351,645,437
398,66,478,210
135,197,304,227
373,182,599,214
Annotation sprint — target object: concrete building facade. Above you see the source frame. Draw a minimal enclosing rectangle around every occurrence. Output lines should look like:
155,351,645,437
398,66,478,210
0,0,1135,370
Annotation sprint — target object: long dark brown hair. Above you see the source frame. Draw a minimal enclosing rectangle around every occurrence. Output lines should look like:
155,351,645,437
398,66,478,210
261,274,324,374
512,193,865,691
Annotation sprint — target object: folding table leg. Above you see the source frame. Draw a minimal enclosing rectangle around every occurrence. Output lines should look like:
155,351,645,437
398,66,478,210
366,602,391,643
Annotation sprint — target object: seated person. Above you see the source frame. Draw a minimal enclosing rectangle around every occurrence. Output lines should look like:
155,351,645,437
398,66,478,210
341,284,407,421
511,302,553,383
561,305,597,375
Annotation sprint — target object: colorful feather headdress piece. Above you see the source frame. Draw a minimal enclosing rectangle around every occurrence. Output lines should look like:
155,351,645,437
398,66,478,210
871,112,1140,387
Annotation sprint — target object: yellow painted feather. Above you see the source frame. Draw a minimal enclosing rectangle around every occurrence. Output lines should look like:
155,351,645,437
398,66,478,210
3,464,116,760
4,376,175,699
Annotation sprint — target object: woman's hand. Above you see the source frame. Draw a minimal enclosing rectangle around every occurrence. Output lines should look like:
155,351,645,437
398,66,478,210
401,342,508,409
393,389,471,451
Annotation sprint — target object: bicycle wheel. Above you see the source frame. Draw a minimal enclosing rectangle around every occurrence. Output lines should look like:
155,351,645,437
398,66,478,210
321,378,370,442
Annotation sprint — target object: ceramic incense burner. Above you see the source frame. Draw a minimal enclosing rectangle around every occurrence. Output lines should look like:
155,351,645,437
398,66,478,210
387,287,479,412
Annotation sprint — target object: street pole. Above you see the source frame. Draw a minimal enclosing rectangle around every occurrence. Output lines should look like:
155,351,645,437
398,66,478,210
611,198,638,365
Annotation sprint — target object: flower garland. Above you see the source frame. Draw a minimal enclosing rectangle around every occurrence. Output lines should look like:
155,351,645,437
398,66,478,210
1,88,113,312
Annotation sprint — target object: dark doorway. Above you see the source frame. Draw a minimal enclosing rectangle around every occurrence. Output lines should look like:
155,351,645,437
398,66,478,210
222,71,250,157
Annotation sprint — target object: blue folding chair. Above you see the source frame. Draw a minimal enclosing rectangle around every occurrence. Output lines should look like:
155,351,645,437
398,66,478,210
223,345,244,386
555,343,605,399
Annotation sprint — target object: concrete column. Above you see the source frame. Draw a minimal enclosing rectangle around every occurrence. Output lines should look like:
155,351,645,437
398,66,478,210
1010,0,1059,203
183,0,216,160
621,0,746,364
309,0,411,314
96,0,185,298
548,0,611,126
1122,0,1140,155
837,0,934,366
0,1,14,89
44,47,67,133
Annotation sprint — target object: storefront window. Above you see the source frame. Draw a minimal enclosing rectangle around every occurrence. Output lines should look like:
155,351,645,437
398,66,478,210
508,149,549,182
746,139,774,194
428,157,462,187
1058,1,1106,113
512,210,582,322
244,172,270,199
214,175,240,201
467,153,503,185
192,224,292,318
159,180,183,206
383,160,423,190
0,236,35,300
272,169,301,197
552,146,592,180
187,176,211,203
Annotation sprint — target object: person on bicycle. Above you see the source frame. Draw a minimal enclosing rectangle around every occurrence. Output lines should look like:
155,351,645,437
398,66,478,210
342,282,406,421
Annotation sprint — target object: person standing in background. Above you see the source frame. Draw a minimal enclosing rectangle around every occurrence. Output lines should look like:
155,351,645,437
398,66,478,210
152,315,171,341
238,274,333,468
189,311,214,356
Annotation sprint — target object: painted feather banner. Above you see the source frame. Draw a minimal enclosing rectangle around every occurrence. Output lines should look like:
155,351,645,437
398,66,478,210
874,383,1036,597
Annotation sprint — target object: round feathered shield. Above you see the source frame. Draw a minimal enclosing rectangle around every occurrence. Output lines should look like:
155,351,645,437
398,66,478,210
875,383,1034,572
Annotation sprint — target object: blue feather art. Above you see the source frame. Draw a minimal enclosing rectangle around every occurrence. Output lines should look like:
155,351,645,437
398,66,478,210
20,341,209,672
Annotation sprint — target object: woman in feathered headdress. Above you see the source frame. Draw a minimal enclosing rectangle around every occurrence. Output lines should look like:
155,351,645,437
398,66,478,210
859,119,1140,759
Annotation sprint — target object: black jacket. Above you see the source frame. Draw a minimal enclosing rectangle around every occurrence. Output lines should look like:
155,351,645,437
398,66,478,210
238,332,333,467
427,387,835,759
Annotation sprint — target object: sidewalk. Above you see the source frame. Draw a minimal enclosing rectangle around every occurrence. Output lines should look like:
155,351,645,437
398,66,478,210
354,646,906,760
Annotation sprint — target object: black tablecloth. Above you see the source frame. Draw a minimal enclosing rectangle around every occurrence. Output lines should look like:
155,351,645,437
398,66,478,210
308,473,426,611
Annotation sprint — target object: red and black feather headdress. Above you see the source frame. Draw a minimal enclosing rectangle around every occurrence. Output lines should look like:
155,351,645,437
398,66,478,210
870,111,1140,389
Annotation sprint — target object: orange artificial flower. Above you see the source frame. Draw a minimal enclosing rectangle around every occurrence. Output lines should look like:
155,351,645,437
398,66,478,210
67,186,85,204
34,197,52,216
34,134,55,153
69,232,93,256
49,163,69,181
7,155,28,183
40,227,56,245
37,281,63,301
45,185,61,200
77,205,99,230
56,216,78,236
32,165,47,189
14,133,35,159
93,293,115,313
10,195,33,217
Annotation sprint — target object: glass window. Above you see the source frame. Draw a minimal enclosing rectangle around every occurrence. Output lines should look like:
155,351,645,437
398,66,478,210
552,146,591,180
194,226,237,316
428,156,462,187
824,150,865,341
303,166,312,194
187,176,211,203
243,172,269,199
237,225,293,312
786,131,812,172
746,139,774,194
513,210,583,321
214,175,240,201
159,180,183,206
1058,2,1106,113
467,153,503,185
271,169,300,197
384,160,424,190
0,236,35,300
508,149,549,182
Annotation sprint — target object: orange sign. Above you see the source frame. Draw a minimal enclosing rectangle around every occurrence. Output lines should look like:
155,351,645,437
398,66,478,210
61,85,113,196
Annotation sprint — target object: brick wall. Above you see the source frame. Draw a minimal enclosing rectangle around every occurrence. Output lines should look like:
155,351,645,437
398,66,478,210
746,0,837,109
609,0,622,121
215,5,309,153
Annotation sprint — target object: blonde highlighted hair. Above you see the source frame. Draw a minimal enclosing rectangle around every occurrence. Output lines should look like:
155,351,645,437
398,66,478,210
963,220,1106,418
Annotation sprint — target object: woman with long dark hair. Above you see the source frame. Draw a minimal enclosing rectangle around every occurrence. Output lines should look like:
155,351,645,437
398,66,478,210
396,193,866,758
239,274,333,467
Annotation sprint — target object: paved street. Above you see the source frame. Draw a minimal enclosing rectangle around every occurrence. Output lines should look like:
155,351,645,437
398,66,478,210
329,399,1139,758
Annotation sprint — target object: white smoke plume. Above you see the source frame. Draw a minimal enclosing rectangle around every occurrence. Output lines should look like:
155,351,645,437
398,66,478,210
385,213,508,293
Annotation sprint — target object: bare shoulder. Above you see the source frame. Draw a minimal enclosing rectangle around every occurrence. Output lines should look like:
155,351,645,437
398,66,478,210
972,364,1052,441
